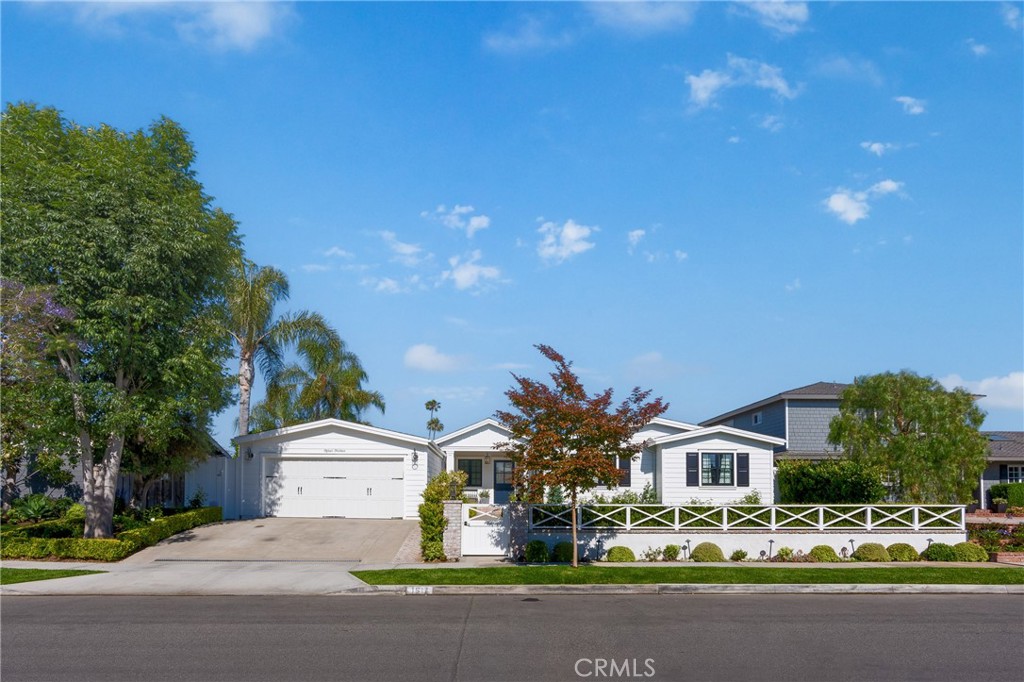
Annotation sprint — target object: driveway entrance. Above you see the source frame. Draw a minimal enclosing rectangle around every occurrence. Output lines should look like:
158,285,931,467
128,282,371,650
124,518,417,563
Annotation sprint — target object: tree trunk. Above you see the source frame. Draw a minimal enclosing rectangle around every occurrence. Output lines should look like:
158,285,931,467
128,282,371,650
83,434,125,538
238,351,254,437
570,489,579,569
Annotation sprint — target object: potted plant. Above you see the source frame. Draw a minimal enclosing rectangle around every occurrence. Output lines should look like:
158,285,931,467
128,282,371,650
478,490,490,503
966,499,981,513
993,497,1008,514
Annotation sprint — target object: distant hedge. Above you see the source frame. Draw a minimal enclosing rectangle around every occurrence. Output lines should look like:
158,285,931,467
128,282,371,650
777,459,887,504
1,507,222,561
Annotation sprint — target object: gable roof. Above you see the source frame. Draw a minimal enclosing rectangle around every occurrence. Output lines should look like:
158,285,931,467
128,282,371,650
434,418,512,447
233,418,431,449
985,431,1024,461
700,381,850,426
647,416,701,431
653,424,786,447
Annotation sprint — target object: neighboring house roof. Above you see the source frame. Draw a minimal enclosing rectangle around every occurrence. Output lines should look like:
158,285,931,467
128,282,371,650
233,418,435,451
984,432,1024,462
652,424,786,448
648,416,701,431
700,381,850,426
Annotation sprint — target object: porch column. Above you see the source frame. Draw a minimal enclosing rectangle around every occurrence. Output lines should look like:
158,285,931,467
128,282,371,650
508,502,529,562
442,500,462,561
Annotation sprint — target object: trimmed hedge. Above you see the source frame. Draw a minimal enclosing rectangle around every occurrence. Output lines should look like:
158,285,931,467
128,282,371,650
0,507,222,561
852,542,891,562
920,542,957,562
989,483,1024,507
886,543,920,562
525,540,549,563
690,542,725,562
808,545,841,562
952,542,989,562
776,459,887,504
605,546,636,562
550,541,575,563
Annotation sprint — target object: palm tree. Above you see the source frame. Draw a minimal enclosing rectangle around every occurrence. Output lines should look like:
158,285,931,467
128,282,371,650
425,400,443,439
223,257,340,437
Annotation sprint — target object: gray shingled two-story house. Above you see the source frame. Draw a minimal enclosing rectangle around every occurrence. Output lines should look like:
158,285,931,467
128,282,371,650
700,382,848,460
701,381,1024,506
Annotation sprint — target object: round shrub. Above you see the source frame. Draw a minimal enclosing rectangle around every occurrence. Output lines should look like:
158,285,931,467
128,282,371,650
808,545,841,562
852,542,891,562
730,549,748,561
524,540,549,563
605,546,636,562
690,542,725,562
420,540,446,562
550,541,575,563
920,542,957,562
953,542,989,562
775,546,794,561
886,543,920,562
63,503,86,521
663,544,681,561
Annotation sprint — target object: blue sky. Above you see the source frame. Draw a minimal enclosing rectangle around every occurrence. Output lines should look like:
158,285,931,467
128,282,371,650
4,1,1022,444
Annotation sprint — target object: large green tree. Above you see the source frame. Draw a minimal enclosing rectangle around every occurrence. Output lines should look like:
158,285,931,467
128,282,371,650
1,103,239,537
495,345,668,567
223,257,340,437
249,337,385,432
828,371,988,503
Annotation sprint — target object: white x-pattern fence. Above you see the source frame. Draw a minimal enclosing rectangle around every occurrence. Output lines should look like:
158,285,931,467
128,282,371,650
529,504,965,532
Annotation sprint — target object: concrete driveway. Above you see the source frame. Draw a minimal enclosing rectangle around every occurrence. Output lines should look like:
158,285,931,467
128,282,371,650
122,518,418,564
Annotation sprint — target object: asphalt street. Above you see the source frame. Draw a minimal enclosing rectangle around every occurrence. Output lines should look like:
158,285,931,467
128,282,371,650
2,594,1021,682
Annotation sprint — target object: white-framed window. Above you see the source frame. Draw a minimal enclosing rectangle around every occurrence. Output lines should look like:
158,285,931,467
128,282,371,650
1009,466,1024,484
701,452,734,486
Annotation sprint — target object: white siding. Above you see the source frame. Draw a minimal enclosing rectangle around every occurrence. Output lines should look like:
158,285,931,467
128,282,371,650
660,434,774,505
438,423,509,450
184,456,230,509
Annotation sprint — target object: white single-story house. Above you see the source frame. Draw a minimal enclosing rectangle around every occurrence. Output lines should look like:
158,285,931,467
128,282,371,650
437,417,785,504
185,419,445,520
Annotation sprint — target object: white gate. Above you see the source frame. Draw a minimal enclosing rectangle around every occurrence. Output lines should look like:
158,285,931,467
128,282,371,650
462,504,510,556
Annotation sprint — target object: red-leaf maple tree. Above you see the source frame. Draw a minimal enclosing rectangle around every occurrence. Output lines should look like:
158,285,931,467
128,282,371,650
495,345,668,567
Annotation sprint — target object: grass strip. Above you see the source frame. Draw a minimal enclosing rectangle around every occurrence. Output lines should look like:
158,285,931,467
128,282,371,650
352,565,1024,586
1,568,104,585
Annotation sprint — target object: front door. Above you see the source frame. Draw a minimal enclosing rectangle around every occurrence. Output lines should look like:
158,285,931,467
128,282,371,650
493,460,513,503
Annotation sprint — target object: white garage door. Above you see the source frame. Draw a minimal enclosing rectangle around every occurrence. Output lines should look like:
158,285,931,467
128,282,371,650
264,458,404,518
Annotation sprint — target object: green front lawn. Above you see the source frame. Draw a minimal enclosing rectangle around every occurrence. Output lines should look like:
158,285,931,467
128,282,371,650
1,568,104,585
353,565,1024,586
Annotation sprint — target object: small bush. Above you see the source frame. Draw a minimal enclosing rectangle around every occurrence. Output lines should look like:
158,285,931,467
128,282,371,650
852,542,891,562
808,545,840,562
8,494,62,524
640,546,663,562
775,546,794,561
776,459,886,504
730,549,748,562
953,542,990,562
662,544,681,561
920,542,957,562
420,540,445,562
732,490,762,505
1007,483,1024,507
886,543,920,562
690,542,725,562
63,504,86,521
550,541,575,563
524,540,549,563
605,546,636,562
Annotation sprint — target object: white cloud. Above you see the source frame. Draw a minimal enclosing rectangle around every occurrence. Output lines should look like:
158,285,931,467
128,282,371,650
687,54,798,109
784,277,801,292
940,372,1024,411
380,230,426,267
811,56,884,86
728,135,742,143
441,250,502,291
759,114,784,132
824,179,905,225
300,263,330,273
588,1,697,33
324,246,354,258
860,141,897,157
404,344,465,372
537,219,597,264
1002,3,1022,31
423,204,491,238
483,16,574,54
674,250,688,262
965,38,991,56
408,385,489,403
734,1,809,36
894,96,926,115
627,229,646,253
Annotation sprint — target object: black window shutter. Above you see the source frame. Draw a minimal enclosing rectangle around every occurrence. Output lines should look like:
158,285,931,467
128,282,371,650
737,453,750,487
686,453,699,487
1000,464,1008,483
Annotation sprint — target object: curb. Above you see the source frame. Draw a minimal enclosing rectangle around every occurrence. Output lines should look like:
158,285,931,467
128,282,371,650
367,583,1024,596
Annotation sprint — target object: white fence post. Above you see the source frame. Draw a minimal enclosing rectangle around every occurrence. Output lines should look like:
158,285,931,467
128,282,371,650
913,506,919,531
866,506,873,530
626,505,631,530
674,506,679,531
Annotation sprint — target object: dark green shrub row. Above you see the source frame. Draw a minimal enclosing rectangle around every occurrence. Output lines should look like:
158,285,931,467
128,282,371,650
777,459,887,504
1,507,222,561
988,483,1024,507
